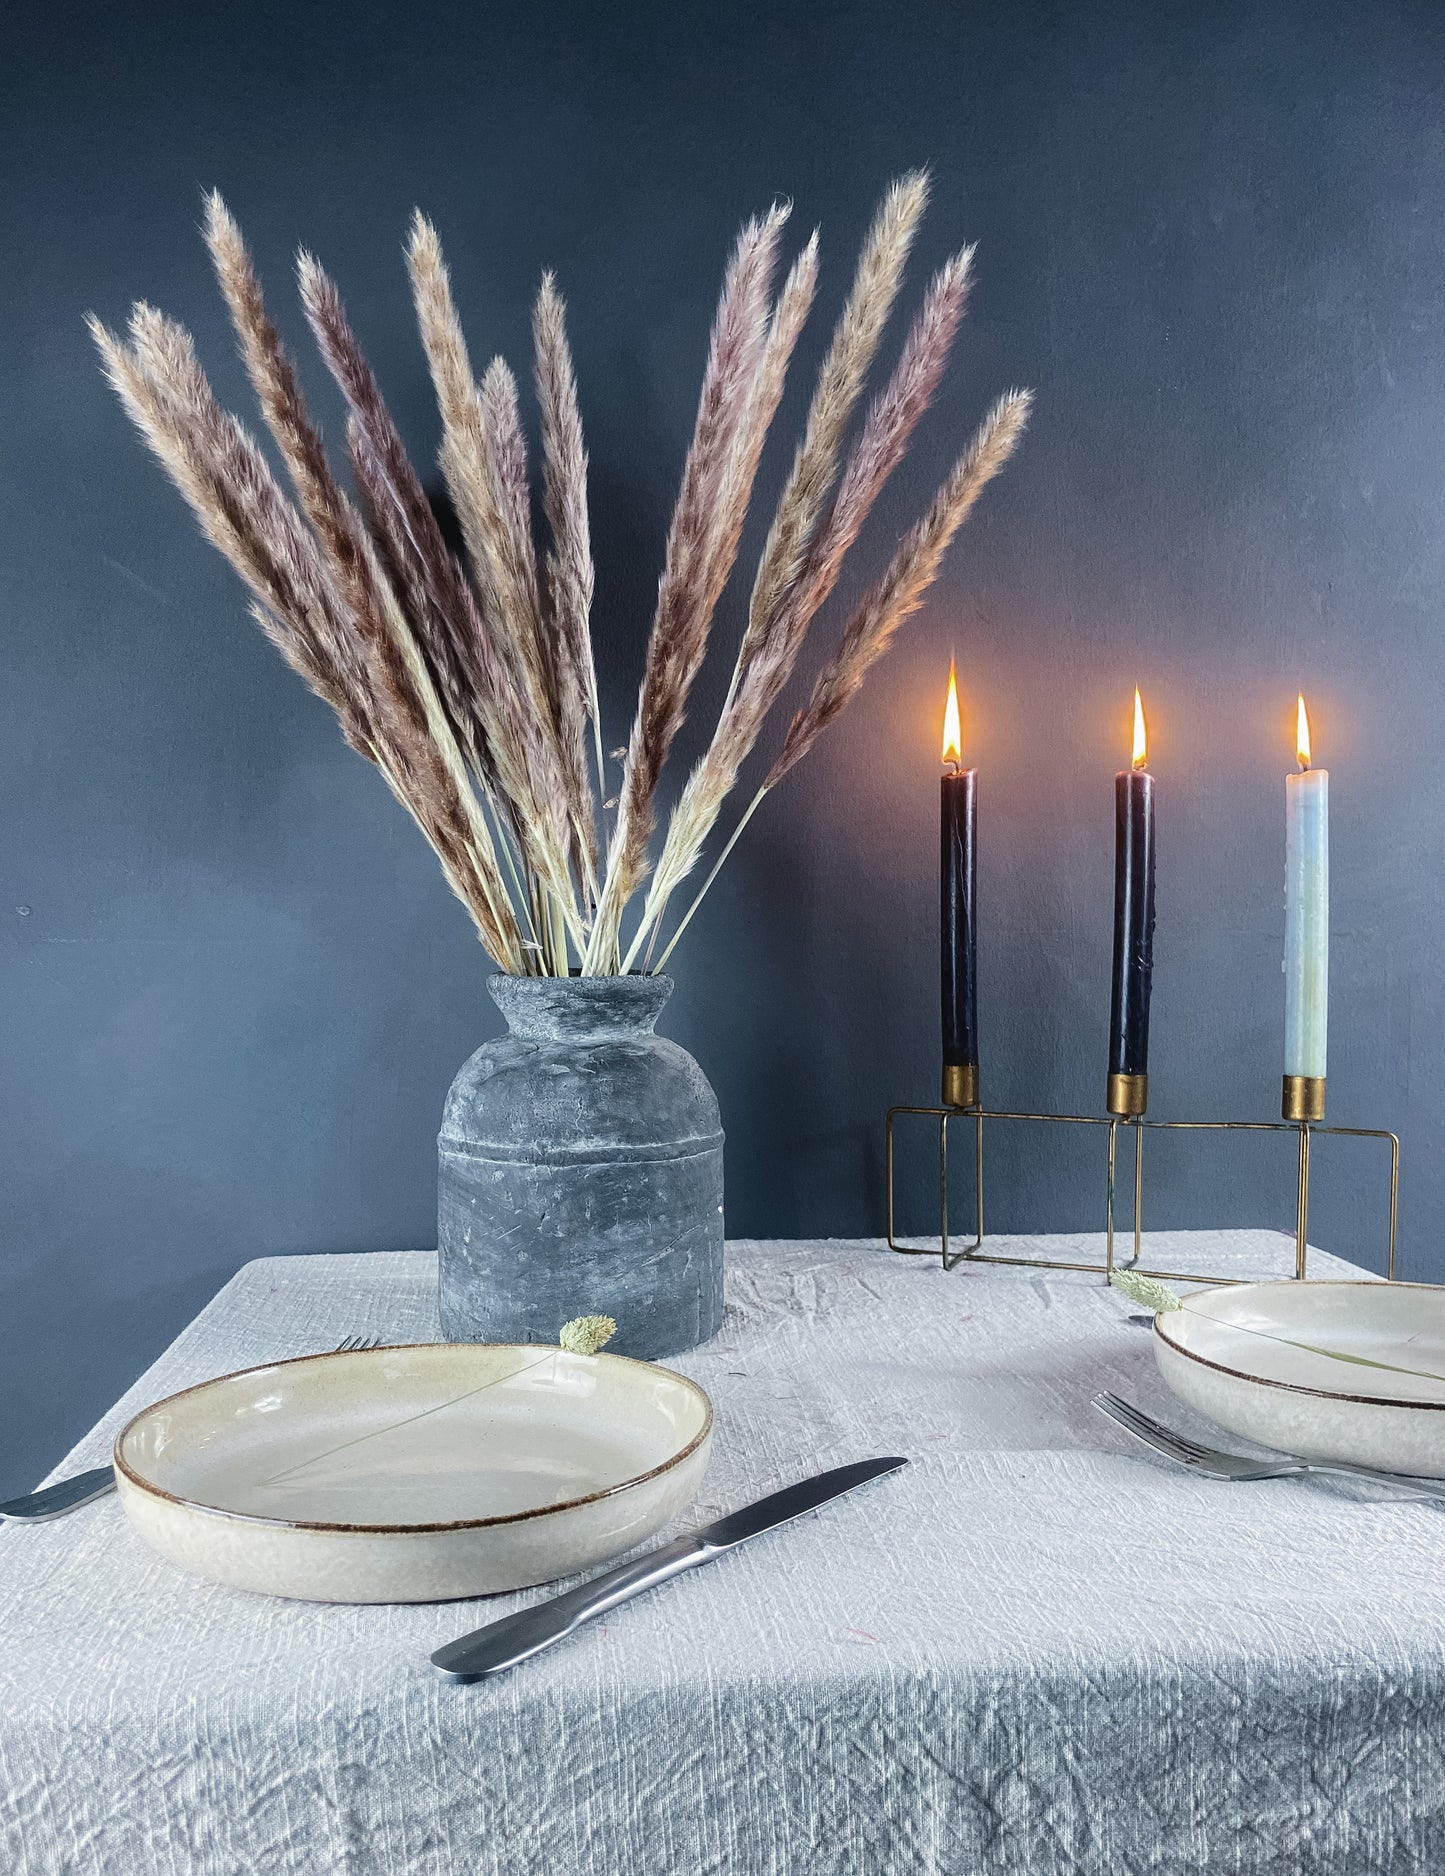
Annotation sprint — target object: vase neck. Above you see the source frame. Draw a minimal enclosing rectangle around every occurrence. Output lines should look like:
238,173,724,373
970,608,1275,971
487,974,674,1041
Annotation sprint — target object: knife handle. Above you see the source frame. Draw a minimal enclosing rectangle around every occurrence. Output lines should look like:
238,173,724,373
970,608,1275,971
0,1465,116,1522
432,1533,713,1681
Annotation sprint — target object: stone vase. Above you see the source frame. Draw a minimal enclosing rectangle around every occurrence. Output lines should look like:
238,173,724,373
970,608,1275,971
437,974,724,1358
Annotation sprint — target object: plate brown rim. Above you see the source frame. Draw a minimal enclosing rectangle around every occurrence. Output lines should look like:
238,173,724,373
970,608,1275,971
1152,1279,1445,1411
112,1342,713,1535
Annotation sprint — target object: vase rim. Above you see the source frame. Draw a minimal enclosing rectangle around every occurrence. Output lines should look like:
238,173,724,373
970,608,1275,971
485,972,673,992
486,970,674,1038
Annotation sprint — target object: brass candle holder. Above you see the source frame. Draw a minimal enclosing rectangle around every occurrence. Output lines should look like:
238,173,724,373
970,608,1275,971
886,1068,1398,1286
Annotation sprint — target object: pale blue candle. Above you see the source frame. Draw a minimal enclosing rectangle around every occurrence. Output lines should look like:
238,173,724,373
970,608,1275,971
1284,697,1328,1079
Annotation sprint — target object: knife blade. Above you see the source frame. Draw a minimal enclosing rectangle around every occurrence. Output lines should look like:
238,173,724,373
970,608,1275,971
0,1466,116,1522
431,1454,908,1682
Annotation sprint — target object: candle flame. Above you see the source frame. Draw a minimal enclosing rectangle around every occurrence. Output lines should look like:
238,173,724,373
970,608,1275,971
1131,687,1148,769
942,660,962,764
1296,694,1312,770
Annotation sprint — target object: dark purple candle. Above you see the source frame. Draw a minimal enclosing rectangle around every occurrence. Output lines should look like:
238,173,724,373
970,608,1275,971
940,664,978,1106
1107,689,1156,1114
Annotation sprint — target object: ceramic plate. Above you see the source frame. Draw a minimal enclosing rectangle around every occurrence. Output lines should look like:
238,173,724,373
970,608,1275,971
114,1342,712,1603
1153,1280,1445,1476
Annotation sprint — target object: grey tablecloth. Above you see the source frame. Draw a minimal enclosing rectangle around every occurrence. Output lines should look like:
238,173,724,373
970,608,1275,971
2,1231,1441,1875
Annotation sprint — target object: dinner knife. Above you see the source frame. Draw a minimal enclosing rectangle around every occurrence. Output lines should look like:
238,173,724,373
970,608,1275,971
431,1454,908,1682
0,1466,116,1522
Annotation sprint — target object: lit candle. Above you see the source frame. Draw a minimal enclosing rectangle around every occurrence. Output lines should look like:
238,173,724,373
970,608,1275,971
1283,695,1327,1120
1107,688,1155,1117
940,662,978,1108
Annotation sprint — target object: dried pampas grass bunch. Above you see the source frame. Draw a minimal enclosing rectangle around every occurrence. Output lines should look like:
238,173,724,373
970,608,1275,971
92,176,1030,975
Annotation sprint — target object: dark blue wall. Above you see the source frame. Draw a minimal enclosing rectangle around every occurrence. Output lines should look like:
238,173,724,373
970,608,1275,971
4,0,1444,1495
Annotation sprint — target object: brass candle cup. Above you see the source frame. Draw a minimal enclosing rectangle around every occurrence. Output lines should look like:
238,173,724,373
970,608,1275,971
1282,1075,1326,1123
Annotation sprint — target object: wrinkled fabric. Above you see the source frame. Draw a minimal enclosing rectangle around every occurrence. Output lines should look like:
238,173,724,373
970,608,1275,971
1,1232,1440,1875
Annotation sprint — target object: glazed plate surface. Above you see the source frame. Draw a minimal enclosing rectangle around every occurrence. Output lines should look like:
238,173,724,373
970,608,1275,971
115,1342,712,1602
1153,1279,1445,1476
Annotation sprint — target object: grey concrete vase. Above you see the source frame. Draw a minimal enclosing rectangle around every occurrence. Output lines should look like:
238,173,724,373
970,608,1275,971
437,974,724,1358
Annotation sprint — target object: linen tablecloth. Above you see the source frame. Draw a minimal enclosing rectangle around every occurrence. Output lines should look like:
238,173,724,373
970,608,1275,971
2,1231,1441,1875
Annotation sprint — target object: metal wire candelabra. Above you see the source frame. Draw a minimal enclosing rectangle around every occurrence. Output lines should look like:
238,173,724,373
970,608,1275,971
884,1081,1399,1285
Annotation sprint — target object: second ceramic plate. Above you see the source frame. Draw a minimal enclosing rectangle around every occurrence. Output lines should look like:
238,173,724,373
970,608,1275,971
1153,1279,1445,1476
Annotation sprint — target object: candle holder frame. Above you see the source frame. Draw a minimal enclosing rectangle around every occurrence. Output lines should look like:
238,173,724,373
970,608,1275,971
883,1100,1399,1284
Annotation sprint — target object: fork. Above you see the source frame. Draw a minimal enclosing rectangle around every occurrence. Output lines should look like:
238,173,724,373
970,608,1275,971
0,1334,383,1523
1092,1391,1445,1499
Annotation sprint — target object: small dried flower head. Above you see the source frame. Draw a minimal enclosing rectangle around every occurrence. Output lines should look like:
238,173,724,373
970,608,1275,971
1108,1269,1182,1313
558,1313,618,1355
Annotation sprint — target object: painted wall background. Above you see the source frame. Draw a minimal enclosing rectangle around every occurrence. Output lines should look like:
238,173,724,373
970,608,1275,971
4,0,1444,1496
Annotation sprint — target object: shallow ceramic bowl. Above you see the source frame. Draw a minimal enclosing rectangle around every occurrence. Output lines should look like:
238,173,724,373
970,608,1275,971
114,1342,712,1603
1153,1280,1445,1476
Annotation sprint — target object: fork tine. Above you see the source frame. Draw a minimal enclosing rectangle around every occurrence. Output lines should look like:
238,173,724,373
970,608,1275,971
1104,1397,1206,1456
1096,1392,1185,1446
1159,1429,1219,1462
1093,1392,1157,1443
1093,1392,1168,1440
1094,1391,1270,1479
1121,1409,1220,1464
1093,1392,1205,1464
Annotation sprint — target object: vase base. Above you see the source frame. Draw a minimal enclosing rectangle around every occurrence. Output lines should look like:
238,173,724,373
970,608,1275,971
437,1235,725,1359
437,1148,725,1360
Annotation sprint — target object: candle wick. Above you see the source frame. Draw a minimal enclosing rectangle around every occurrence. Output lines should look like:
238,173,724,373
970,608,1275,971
946,759,961,776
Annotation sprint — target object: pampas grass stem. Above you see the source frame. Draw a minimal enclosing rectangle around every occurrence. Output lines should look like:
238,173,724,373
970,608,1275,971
768,388,1033,786
631,208,969,964
98,179,1027,977
649,787,766,974
652,389,1032,967
585,201,788,972
534,271,605,862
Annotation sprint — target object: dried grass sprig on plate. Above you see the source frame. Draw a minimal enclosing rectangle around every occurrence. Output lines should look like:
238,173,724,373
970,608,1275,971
93,179,1028,976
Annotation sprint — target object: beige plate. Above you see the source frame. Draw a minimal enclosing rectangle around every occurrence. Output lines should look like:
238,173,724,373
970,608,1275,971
1153,1280,1445,1476
114,1342,713,1603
